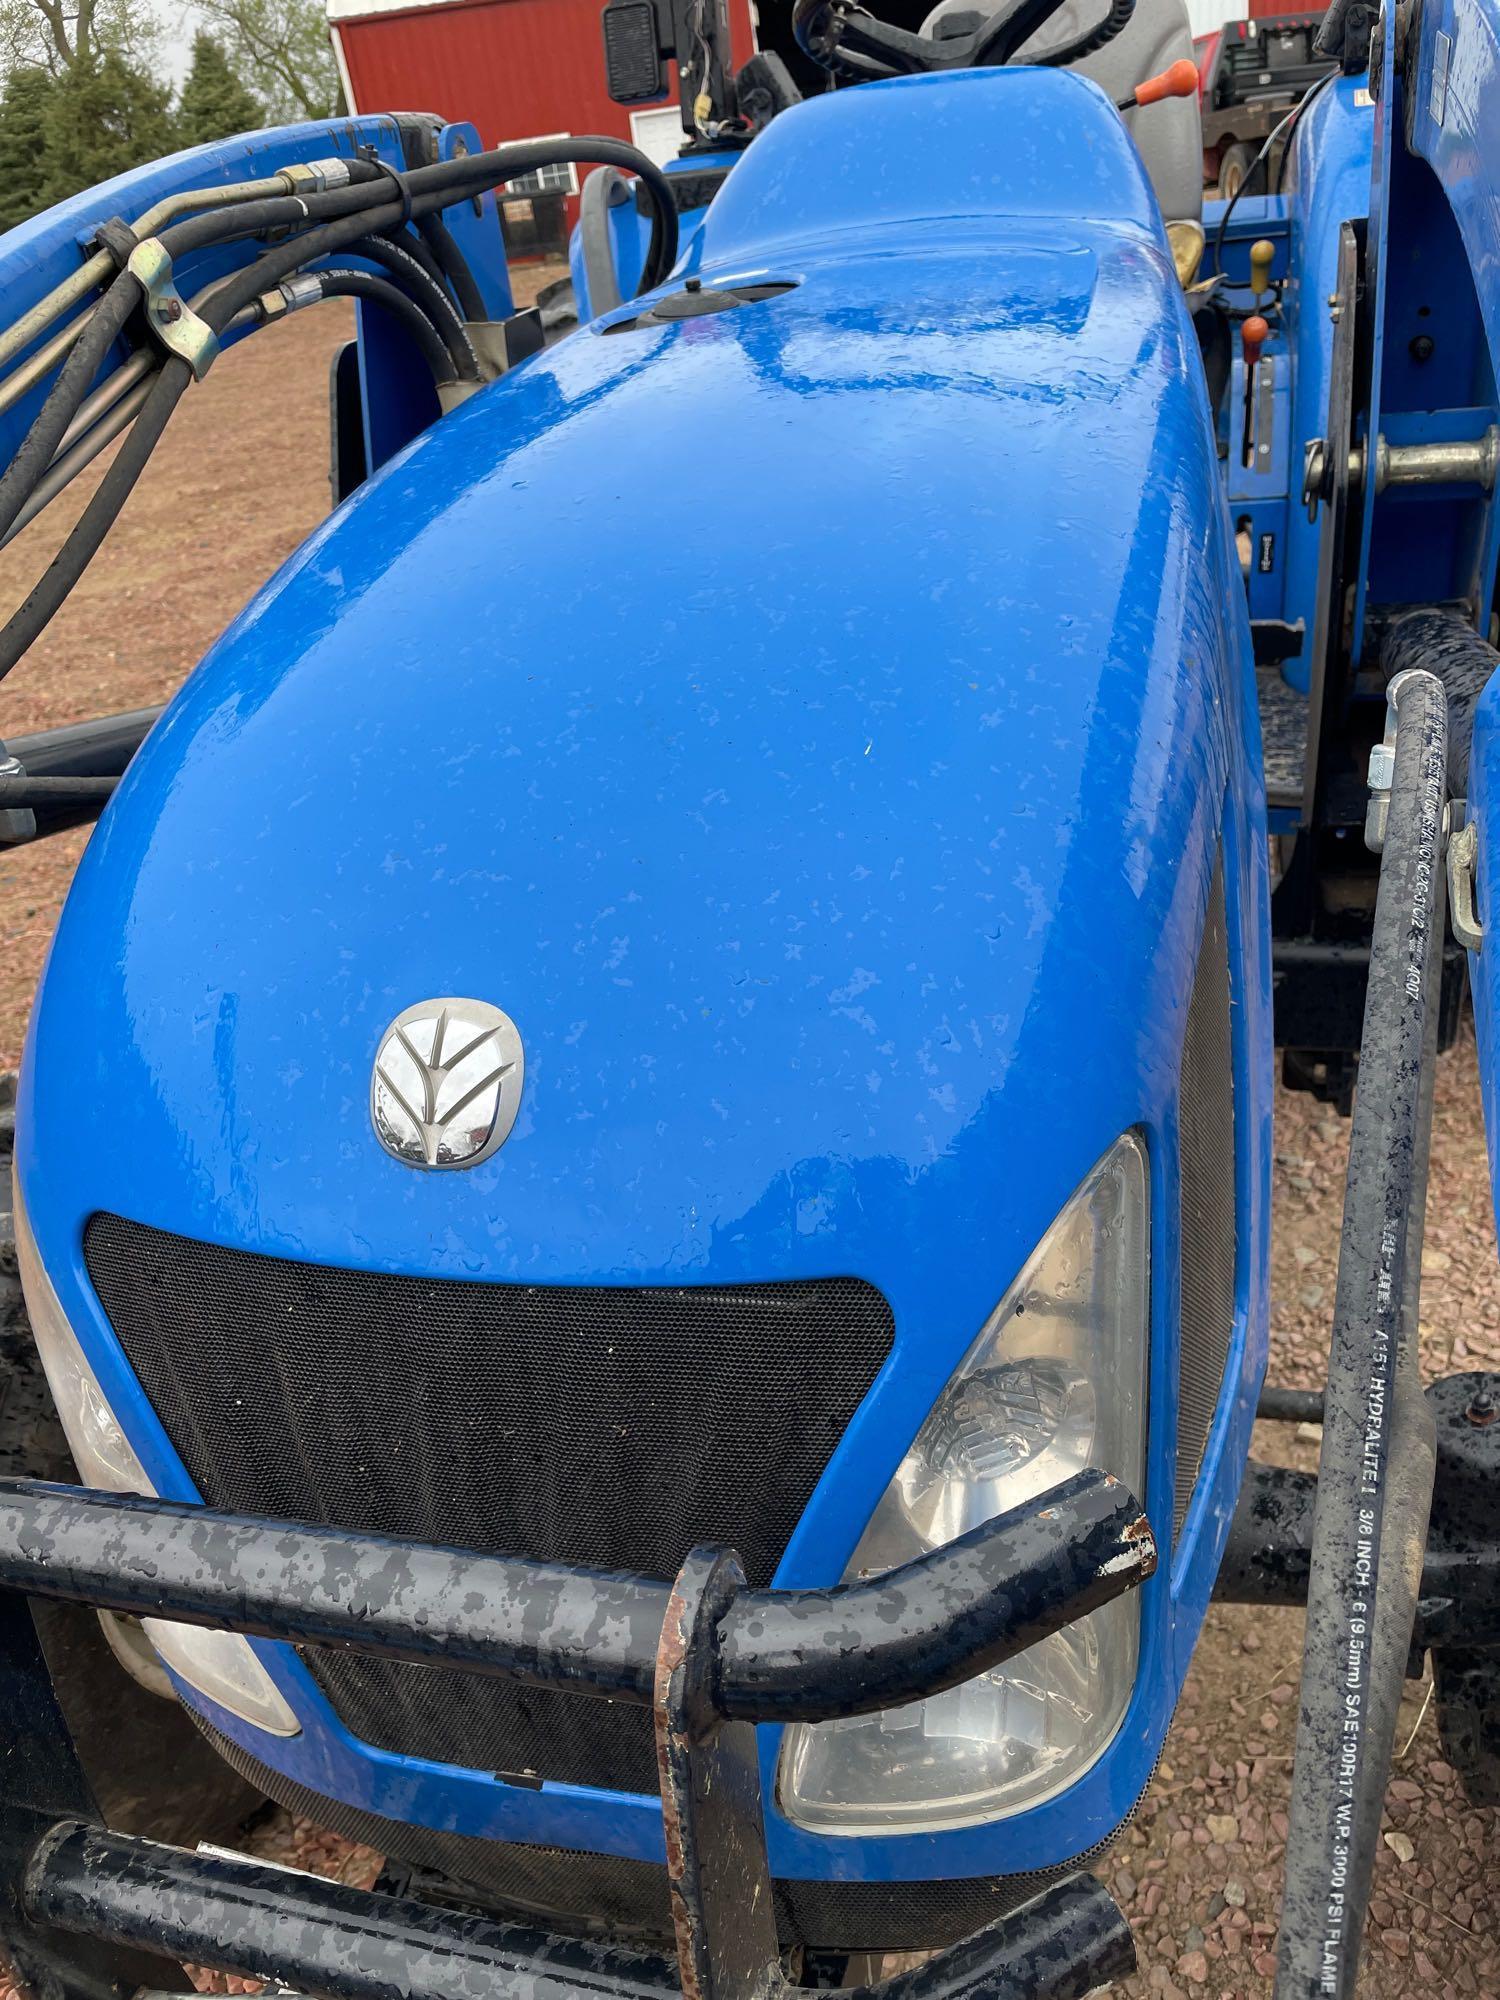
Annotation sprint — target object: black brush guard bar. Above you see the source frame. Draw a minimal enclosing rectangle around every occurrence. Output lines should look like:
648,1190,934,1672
0,1465,1153,2000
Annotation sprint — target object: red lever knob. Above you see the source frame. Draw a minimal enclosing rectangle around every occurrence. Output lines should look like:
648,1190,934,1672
1134,58,1203,104
1242,314,1270,368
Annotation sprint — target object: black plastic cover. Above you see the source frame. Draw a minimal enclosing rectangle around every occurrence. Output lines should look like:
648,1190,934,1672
604,1,666,104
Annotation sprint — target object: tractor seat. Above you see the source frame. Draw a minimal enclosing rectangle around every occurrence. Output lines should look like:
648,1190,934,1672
1015,0,1204,224
923,0,1204,226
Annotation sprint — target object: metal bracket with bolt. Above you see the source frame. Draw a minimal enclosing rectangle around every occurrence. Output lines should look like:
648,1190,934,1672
1448,809,1484,952
1365,682,1403,853
126,239,219,380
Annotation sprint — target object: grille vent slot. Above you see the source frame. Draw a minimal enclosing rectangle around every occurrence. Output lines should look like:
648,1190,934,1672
1174,852,1238,1538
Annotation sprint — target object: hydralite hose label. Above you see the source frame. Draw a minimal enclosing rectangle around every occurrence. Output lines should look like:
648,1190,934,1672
1298,704,1443,2000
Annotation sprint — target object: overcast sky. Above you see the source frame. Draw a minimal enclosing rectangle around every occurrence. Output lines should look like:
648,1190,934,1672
149,2,237,85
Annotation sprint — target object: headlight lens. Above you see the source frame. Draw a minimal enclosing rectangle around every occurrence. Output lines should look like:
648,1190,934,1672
778,1133,1149,1833
14,1180,300,1738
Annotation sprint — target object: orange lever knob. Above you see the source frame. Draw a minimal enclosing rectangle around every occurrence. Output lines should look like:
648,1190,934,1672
1135,58,1203,104
1242,314,1270,367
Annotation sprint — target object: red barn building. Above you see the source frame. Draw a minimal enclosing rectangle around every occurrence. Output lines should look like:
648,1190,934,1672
327,0,761,249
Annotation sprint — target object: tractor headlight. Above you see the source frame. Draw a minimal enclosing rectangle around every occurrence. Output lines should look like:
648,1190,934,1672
778,1133,1148,1833
14,1181,300,1738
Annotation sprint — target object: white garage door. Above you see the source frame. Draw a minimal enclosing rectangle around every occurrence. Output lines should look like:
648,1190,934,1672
630,106,688,170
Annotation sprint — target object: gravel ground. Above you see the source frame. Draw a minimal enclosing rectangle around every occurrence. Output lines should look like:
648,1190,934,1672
0,256,1495,1998
1090,1036,1500,2000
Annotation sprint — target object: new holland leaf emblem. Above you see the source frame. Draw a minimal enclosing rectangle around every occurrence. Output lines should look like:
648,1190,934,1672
371,999,524,1169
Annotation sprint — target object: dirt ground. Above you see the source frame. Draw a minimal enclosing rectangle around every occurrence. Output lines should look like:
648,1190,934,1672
0,261,1495,1999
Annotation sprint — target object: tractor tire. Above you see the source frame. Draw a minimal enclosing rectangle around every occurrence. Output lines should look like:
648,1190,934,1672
0,1072,266,1845
1433,1646,1500,1805
1218,142,1262,202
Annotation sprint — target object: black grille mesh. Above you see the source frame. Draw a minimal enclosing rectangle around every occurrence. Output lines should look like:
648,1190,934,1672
83,1216,893,1790
1175,854,1238,1537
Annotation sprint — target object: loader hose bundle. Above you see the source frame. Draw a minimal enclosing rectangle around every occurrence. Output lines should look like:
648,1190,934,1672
0,136,680,727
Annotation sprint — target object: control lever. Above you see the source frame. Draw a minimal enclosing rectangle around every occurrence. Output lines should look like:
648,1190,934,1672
1249,237,1276,303
1116,57,1201,109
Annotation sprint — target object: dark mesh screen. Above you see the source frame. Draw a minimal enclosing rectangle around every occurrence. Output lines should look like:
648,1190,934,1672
84,1216,893,1790
1175,854,1238,1536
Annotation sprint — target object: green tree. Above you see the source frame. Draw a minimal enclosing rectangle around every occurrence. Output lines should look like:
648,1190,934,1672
0,64,55,230
0,0,170,222
194,0,342,122
176,31,264,147
0,0,154,78
40,47,175,205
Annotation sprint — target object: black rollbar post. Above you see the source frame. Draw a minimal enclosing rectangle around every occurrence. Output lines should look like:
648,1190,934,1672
1274,666,1447,1999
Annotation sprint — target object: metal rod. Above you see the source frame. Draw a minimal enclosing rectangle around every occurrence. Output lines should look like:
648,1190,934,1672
1369,431,1499,495
715,1468,1155,1722
6,708,163,776
1257,1386,1326,1424
23,1822,1137,2000
0,1479,673,1705
25,1822,679,2000
845,1876,1136,2000
0,1468,1153,1724
1214,1437,1500,1645
0,178,288,381
0,378,152,550
1305,428,1500,510
1274,667,1446,2000
58,349,156,453
1214,1458,1318,1606
2,300,257,551
0,308,99,424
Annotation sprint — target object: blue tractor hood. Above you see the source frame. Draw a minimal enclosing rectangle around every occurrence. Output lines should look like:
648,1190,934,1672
23,68,1254,1467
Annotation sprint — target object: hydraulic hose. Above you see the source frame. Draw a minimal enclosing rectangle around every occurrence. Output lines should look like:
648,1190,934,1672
57,347,156,454
5,291,260,551
417,212,486,321
401,140,679,294
342,234,480,379
0,356,192,683
389,223,450,295
158,155,674,345
0,307,102,425
0,132,671,478
189,197,460,337
159,137,679,301
0,172,303,376
308,269,458,386
0,273,140,544
0,135,676,683
1276,666,1444,2000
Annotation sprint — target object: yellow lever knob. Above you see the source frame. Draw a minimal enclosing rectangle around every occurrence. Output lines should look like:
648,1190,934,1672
1250,239,1276,300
